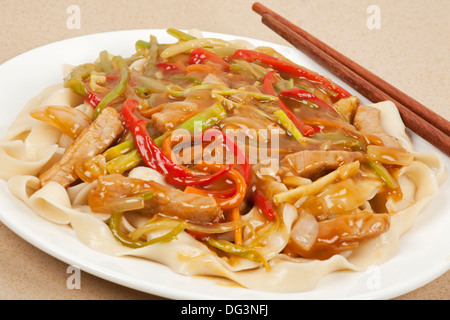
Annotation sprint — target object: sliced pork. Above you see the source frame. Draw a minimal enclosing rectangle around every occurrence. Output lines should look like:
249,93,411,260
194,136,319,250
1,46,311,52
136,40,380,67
287,211,390,260
39,107,124,188
280,150,365,179
151,101,199,133
353,105,402,149
89,174,223,224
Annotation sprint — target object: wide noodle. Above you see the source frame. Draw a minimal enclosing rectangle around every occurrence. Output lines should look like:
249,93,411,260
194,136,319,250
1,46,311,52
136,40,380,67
0,29,446,292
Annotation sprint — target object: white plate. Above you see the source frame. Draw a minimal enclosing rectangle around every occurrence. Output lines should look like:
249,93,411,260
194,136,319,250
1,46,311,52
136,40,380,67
0,29,448,300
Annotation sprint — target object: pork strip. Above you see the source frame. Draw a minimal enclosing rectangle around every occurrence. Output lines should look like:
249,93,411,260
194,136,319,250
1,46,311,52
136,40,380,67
353,105,402,149
39,107,124,188
89,174,223,224
151,101,198,133
280,150,365,179
287,211,390,260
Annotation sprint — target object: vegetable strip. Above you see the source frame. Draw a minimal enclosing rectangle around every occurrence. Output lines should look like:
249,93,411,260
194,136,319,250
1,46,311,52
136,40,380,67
279,88,340,116
232,49,351,99
109,212,186,248
121,99,233,187
92,56,129,120
263,70,315,136
207,238,271,272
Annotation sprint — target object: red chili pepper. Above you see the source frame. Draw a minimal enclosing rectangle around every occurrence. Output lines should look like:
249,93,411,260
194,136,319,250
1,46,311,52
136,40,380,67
253,190,276,221
121,99,232,187
232,49,351,99
157,62,183,74
263,71,315,136
84,90,102,108
188,47,230,71
105,75,120,81
279,88,340,116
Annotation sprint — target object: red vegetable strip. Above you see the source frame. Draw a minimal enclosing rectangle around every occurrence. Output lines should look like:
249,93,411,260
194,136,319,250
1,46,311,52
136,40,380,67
279,88,340,116
157,62,183,73
188,47,230,71
84,91,102,108
253,190,276,221
121,99,232,187
232,49,351,99
122,99,190,177
263,71,315,136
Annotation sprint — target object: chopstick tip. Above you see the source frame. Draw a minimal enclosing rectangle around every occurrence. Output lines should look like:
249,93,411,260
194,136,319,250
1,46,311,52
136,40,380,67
252,2,267,15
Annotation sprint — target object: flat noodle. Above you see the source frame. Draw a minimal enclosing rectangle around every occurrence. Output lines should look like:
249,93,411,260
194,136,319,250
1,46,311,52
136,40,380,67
0,37,447,293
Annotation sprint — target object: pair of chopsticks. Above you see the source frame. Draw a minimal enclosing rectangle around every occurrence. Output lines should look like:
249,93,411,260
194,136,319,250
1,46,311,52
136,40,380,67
252,2,450,156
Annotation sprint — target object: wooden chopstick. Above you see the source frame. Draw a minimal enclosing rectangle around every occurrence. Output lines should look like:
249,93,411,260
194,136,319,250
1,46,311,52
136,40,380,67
252,2,450,156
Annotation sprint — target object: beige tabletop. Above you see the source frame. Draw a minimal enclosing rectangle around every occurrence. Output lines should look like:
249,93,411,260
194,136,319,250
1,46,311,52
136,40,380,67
0,0,448,300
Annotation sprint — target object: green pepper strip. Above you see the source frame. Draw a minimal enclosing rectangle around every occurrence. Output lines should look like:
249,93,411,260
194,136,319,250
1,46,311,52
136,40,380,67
103,140,136,161
368,160,399,189
109,212,187,249
166,28,197,41
274,109,310,146
232,49,351,99
104,192,154,213
99,50,112,74
314,132,366,150
106,149,142,174
153,102,227,147
212,89,279,102
208,238,270,272
92,56,129,120
64,63,97,96
263,70,316,136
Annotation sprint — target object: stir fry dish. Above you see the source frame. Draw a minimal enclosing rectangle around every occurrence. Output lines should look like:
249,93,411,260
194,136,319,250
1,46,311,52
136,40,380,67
0,29,446,292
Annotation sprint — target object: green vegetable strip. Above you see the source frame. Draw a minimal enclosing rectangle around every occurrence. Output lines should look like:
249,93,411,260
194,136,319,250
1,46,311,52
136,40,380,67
153,102,227,146
109,212,186,249
103,140,135,161
106,149,142,174
92,56,129,120
368,160,399,189
135,40,150,49
166,83,222,98
273,109,308,146
212,89,279,101
99,50,112,74
160,38,233,59
207,238,270,272
137,76,166,93
64,63,97,96
166,28,197,41
104,192,153,213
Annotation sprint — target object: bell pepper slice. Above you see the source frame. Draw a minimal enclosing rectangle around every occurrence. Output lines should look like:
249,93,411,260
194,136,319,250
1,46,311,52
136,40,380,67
121,99,232,187
279,88,340,116
156,62,183,74
207,238,270,271
109,211,186,249
64,63,97,97
253,190,276,221
153,102,227,147
232,49,351,99
85,91,102,108
166,28,197,41
368,160,399,189
263,70,315,136
92,55,129,120
188,47,230,71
